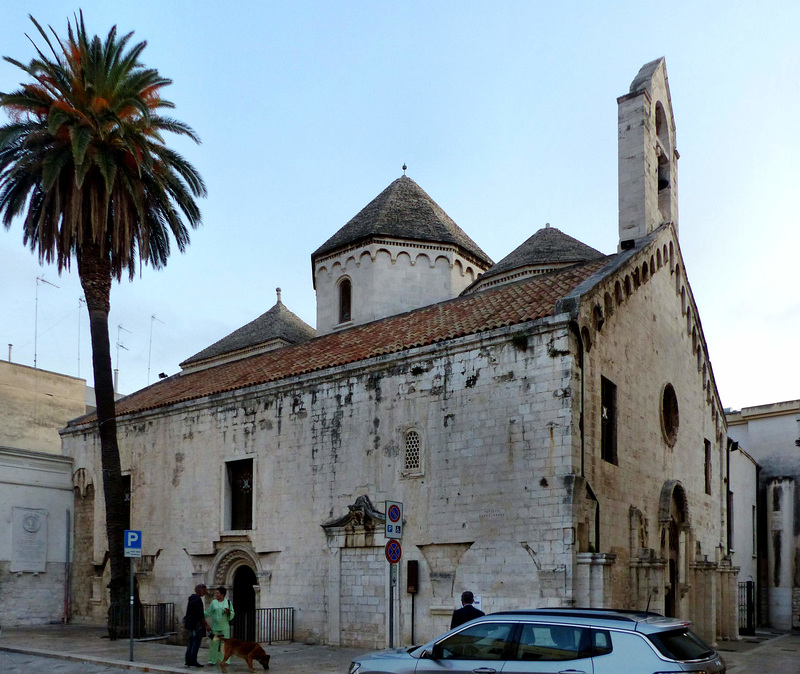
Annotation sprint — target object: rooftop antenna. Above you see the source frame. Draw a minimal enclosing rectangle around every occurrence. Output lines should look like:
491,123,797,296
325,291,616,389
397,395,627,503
77,297,86,378
34,275,60,368
147,314,165,385
114,324,131,393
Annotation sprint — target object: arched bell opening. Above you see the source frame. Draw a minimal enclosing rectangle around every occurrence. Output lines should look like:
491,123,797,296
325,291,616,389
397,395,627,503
655,102,675,225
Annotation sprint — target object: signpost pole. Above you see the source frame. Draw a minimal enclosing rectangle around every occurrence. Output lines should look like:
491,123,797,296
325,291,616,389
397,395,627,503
129,555,134,662
384,502,403,650
124,529,142,663
389,571,394,648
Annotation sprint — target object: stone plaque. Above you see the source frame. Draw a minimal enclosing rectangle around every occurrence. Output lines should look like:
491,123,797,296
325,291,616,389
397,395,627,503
11,507,48,572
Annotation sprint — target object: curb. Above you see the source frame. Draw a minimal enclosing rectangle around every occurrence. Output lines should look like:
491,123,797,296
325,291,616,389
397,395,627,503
0,643,188,673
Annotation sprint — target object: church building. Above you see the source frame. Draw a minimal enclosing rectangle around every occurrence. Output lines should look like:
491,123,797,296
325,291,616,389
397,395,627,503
62,58,738,647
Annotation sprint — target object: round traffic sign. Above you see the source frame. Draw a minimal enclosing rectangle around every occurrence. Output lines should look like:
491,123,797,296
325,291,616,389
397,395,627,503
385,539,402,564
387,504,401,523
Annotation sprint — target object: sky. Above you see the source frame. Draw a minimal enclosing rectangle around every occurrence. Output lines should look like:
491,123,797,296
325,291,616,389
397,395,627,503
0,1,798,411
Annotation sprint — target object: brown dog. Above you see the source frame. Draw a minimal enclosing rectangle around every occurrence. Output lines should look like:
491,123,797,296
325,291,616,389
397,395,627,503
218,636,270,672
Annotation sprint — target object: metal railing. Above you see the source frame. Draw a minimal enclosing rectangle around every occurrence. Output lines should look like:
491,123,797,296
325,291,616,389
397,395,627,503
109,602,175,639
232,607,294,643
738,581,755,635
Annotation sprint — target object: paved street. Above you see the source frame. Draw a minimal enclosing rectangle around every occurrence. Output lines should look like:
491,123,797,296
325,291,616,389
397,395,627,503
1,650,139,673
719,632,800,674
2,624,800,673
0,624,363,673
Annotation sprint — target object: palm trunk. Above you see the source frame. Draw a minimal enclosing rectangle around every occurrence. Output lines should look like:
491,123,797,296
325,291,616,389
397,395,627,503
78,245,129,627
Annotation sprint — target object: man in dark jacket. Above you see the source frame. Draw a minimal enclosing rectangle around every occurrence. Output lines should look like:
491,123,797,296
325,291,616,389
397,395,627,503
184,583,210,667
450,590,485,629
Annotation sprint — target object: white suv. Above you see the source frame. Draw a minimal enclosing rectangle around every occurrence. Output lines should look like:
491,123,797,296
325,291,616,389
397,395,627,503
348,608,726,673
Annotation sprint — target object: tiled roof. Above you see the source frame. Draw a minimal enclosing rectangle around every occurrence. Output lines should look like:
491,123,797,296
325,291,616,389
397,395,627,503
477,226,605,283
181,299,315,367
69,257,610,426
312,176,493,267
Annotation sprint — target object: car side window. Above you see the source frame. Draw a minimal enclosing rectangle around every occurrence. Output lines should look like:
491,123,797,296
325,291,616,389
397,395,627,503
514,624,591,661
592,629,613,656
437,622,515,660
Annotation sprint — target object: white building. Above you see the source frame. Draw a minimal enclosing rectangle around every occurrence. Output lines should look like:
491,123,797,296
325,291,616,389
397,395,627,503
727,400,800,631
0,360,84,625
62,58,739,646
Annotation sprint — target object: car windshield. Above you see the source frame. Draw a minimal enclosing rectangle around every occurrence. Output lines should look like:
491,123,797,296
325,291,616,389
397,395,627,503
647,628,715,660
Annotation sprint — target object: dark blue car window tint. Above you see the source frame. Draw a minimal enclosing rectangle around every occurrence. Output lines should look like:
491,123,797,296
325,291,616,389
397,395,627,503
647,629,714,660
592,629,613,656
438,622,514,660
514,624,591,661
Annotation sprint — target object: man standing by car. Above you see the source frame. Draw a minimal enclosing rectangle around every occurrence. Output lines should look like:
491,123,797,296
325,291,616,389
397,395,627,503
450,590,485,629
184,583,210,667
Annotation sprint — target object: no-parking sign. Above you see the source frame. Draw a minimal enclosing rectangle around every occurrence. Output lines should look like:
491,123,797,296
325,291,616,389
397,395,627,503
385,500,403,539
385,539,402,564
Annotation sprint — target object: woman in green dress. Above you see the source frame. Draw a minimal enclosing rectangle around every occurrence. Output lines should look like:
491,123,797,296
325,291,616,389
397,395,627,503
205,586,235,665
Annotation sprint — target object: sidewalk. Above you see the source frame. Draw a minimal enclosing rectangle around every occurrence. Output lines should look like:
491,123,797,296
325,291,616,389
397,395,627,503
1,623,798,673
715,630,800,674
0,624,364,673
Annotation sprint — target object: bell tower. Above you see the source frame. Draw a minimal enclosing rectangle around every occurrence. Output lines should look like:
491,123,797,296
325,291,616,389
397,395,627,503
617,58,679,249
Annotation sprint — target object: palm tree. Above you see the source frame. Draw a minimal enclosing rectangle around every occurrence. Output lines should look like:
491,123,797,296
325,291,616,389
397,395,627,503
0,13,205,620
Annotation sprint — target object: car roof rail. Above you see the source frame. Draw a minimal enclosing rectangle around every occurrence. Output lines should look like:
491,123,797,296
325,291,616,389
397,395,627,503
488,608,665,623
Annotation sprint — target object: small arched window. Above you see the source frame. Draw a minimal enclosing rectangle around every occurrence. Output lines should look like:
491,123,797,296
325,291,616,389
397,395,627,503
661,383,680,447
404,429,422,473
338,278,352,323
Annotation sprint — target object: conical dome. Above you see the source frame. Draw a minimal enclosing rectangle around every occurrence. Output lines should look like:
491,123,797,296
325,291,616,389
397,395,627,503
312,176,492,334
181,291,315,370
469,225,604,292
312,176,492,267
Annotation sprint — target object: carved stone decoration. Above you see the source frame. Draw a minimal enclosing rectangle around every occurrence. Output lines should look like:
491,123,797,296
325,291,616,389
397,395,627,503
321,495,386,533
658,480,690,524
11,507,48,572
72,467,95,497
211,545,263,586
418,542,473,601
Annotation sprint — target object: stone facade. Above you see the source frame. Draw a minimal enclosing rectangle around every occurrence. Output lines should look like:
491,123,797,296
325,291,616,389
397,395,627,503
0,361,85,626
0,447,73,625
61,59,739,647
618,58,679,245
729,445,758,607
63,318,583,643
727,400,800,631
314,240,482,335
0,360,87,454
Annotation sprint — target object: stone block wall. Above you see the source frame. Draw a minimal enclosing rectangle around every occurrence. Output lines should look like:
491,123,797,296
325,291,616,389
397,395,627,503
0,561,67,624
573,228,729,640
0,448,73,626
314,241,481,334
63,318,579,646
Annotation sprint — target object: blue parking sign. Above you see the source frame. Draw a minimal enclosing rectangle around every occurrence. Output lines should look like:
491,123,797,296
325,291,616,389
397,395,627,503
124,530,142,557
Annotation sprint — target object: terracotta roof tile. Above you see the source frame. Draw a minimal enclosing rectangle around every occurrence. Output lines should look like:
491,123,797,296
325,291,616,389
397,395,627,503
70,258,609,426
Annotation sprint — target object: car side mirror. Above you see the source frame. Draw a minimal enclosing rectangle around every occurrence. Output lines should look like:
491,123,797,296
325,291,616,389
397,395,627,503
430,643,444,659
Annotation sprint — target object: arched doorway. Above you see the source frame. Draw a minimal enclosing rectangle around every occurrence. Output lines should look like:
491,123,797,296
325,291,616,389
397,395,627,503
665,520,679,617
232,565,257,641
659,480,689,618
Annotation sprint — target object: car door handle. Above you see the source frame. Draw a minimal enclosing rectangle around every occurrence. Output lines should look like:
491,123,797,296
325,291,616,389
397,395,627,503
472,669,497,674
558,670,587,674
